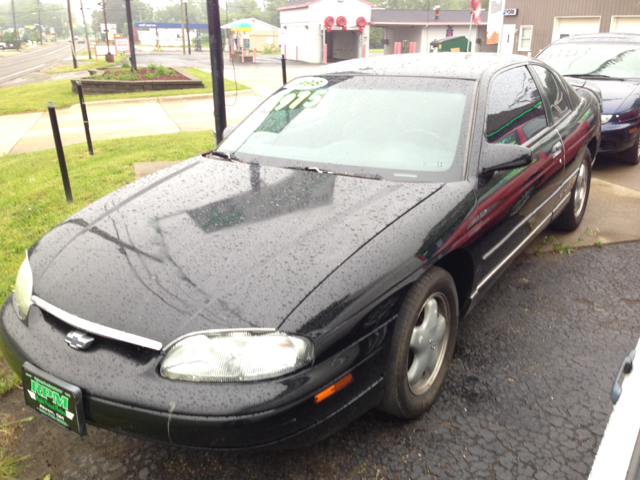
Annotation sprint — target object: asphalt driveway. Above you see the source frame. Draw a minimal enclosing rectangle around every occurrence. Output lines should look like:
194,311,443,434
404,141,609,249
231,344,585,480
3,241,638,479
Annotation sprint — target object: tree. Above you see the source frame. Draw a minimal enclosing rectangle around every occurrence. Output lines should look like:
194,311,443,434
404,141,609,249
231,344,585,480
262,0,289,27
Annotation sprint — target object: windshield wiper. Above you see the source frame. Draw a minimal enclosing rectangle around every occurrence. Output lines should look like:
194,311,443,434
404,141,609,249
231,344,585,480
283,165,382,180
207,150,245,163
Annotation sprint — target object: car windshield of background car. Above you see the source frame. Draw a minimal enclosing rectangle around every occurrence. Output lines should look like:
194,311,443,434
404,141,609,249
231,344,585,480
538,43,640,79
218,75,474,182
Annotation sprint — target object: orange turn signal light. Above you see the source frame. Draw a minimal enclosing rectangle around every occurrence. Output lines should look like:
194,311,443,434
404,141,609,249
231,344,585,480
630,127,639,134
314,373,353,404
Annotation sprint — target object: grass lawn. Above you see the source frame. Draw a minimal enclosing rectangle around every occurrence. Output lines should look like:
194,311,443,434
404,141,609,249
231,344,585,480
0,130,216,303
369,48,384,53
0,68,249,115
46,55,129,73
0,129,216,476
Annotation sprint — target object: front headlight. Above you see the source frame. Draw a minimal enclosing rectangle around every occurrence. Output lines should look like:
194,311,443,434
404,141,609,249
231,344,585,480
601,114,613,124
160,331,314,382
12,252,33,320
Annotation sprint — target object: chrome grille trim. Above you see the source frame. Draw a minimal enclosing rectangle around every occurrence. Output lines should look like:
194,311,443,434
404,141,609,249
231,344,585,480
31,295,163,351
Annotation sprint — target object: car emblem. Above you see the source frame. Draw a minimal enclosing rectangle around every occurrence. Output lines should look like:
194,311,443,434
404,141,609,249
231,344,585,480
65,331,94,350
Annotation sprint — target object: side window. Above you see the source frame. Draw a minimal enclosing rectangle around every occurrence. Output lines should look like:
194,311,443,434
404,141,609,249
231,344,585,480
486,67,547,144
531,65,571,122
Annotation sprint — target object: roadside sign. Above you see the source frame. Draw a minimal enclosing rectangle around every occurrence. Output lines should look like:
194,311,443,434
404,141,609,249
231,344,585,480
114,37,130,54
503,8,518,16
101,23,117,34
94,44,111,57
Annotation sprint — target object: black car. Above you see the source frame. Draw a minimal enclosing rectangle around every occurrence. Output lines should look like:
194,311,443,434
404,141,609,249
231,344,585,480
538,33,640,165
0,53,600,450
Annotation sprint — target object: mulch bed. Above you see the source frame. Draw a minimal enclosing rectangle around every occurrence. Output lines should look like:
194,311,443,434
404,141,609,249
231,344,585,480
103,68,190,82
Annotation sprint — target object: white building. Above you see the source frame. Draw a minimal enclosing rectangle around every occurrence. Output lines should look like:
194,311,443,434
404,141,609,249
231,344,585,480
278,0,372,63
279,2,488,63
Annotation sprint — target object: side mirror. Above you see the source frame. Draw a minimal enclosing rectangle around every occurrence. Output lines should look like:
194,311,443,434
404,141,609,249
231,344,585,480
222,124,238,141
480,143,532,175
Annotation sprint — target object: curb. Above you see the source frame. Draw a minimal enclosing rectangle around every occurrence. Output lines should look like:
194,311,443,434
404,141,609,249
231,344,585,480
80,88,256,106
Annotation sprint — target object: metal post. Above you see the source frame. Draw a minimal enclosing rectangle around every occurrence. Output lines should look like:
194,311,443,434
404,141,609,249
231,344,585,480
185,1,191,55
80,0,92,59
47,103,73,203
124,0,137,70
11,0,20,51
206,0,227,146
75,81,93,155
66,0,78,68
102,1,111,55
37,0,43,45
281,54,287,85
180,0,186,55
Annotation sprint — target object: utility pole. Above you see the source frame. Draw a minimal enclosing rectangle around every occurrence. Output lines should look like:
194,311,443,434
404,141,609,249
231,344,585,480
180,0,186,55
185,1,191,55
11,0,20,50
79,0,92,59
206,0,226,145
124,0,137,71
100,0,113,60
66,0,77,68
37,0,43,44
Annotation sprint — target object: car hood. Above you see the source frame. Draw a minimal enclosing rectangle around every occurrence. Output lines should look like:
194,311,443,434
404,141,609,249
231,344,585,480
28,156,442,348
586,79,640,115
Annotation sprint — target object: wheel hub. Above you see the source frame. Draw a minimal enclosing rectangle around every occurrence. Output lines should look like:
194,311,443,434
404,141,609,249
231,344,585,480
408,294,449,395
573,162,587,217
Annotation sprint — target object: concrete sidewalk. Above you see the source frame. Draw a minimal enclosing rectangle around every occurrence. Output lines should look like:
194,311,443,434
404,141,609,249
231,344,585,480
0,63,319,156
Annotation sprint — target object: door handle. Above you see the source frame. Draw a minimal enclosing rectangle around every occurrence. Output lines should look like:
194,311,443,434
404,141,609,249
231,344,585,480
552,142,563,159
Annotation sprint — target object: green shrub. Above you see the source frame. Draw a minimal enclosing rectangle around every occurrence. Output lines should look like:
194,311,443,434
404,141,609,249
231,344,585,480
261,44,278,54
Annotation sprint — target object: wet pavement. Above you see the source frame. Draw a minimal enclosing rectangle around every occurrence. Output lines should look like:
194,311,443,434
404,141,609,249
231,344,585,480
5,241,639,479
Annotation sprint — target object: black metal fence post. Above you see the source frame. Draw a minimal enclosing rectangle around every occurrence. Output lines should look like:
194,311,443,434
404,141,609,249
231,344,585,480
47,103,73,203
76,81,93,155
281,54,287,85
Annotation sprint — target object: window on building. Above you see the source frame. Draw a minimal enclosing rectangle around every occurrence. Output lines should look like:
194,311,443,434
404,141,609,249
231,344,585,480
519,26,533,52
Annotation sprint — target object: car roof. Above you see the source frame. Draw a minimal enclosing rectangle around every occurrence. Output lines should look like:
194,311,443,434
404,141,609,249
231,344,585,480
313,53,537,80
550,33,640,45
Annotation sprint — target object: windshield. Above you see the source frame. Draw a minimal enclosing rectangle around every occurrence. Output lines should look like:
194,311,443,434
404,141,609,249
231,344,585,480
218,75,475,182
538,43,640,79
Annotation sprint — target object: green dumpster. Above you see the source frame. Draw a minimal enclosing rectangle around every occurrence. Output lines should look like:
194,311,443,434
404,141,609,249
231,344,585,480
430,36,470,53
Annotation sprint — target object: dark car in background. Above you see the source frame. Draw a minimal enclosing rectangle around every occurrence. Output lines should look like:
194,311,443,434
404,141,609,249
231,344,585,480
0,53,600,450
538,33,640,165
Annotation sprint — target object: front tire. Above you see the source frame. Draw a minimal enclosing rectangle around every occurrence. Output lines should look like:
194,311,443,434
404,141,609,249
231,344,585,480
551,150,591,232
620,130,640,165
380,267,458,419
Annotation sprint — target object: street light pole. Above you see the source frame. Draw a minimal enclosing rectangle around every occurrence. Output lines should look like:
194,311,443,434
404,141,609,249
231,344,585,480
37,0,43,45
66,0,78,68
79,0,92,59
11,0,20,50
206,0,227,145
124,0,137,71
185,1,191,55
180,0,186,55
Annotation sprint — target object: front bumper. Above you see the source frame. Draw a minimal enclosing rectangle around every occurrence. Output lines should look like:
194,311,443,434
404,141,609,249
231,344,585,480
599,117,640,154
0,296,390,450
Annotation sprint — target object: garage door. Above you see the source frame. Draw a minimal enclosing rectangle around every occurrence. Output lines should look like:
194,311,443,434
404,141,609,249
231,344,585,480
611,16,640,34
552,17,600,42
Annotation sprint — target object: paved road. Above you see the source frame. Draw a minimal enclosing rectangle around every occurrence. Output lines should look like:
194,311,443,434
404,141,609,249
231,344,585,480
0,42,72,86
4,242,639,479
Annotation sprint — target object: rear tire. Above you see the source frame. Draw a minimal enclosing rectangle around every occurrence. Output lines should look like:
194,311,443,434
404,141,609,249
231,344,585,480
380,267,458,419
620,131,640,165
551,150,591,232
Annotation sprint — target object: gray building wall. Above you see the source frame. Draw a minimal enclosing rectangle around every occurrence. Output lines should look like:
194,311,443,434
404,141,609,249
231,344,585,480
503,0,640,55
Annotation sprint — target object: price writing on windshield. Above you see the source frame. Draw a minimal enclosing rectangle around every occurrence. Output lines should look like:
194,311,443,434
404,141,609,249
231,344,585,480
274,89,329,111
